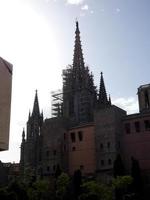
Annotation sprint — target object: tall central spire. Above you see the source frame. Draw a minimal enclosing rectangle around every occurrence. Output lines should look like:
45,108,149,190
32,90,40,116
73,21,85,70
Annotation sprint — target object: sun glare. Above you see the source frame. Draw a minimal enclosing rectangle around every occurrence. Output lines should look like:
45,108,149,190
0,0,61,162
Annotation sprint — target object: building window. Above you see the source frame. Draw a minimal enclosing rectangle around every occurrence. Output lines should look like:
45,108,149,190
135,121,140,133
64,145,66,152
70,132,76,142
145,90,150,108
107,142,110,149
100,143,103,150
72,146,76,151
101,160,104,166
53,165,56,171
53,150,56,155
78,131,83,141
125,123,131,134
47,166,50,172
108,159,112,165
64,133,66,140
39,152,42,161
117,141,120,149
144,120,150,131
46,150,49,157
80,165,84,170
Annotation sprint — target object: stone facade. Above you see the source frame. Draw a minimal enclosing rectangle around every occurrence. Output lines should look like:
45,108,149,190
94,106,126,176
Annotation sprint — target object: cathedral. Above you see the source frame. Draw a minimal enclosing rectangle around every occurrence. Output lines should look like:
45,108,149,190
20,22,150,181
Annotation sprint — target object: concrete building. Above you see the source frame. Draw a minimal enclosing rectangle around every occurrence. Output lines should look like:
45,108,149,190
0,57,12,151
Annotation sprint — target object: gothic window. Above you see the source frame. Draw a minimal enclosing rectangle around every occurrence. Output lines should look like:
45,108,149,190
53,150,56,155
39,152,42,161
72,146,76,151
124,123,131,134
117,141,120,149
107,142,110,149
64,145,66,152
53,165,56,171
47,166,50,172
78,131,83,141
64,133,66,140
134,121,140,133
108,159,112,165
101,160,104,166
70,132,76,142
145,90,150,108
144,120,150,131
100,143,103,150
46,150,49,157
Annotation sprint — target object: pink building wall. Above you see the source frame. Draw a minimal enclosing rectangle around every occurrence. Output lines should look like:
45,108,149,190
122,114,150,172
68,123,96,175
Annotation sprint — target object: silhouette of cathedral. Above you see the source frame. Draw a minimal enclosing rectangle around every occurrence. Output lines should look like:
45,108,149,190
20,22,150,181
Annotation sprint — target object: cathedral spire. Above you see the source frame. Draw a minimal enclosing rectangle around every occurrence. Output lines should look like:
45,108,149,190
73,21,85,70
98,72,108,105
22,128,25,142
32,90,40,116
109,94,112,105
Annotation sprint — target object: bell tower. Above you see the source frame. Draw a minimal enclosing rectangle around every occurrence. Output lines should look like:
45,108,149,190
138,84,150,112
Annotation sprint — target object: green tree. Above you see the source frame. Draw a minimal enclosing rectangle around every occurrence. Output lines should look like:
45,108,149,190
112,176,133,200
23,167,36,186
56,172,70,200
112,176,133,190
27,179,54,200
79,181,113,200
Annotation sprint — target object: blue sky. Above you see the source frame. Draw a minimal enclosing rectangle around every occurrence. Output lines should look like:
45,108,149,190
0,0,150,162
27,0,150,97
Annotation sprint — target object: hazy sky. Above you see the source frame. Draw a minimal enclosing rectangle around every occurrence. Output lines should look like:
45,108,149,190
0,0,150,162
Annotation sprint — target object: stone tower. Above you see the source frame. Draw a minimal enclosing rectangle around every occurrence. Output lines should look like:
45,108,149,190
138,84,150,113
62,21,97,125
20,91,43,175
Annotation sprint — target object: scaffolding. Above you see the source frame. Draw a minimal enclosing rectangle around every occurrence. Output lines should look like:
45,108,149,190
51,89,63,118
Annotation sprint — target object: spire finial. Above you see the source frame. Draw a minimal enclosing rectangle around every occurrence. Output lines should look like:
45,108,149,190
28,110,31,119
76,20,79,29
22,128,25,141
73,20,85,70
109,94,111,105
98,71,109,105
32,89,40,116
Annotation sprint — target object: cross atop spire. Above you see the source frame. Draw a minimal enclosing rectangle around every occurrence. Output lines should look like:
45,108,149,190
32,90,40,116
73,21,85,70
98,72,109,105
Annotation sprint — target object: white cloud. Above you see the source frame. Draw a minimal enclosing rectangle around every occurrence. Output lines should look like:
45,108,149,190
66,0,85,5
90,10,94,14
100,8,104,12
116,8,121,13
80,12,85,17
81,4,88,10
45,0,57,3
112,97,138,114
